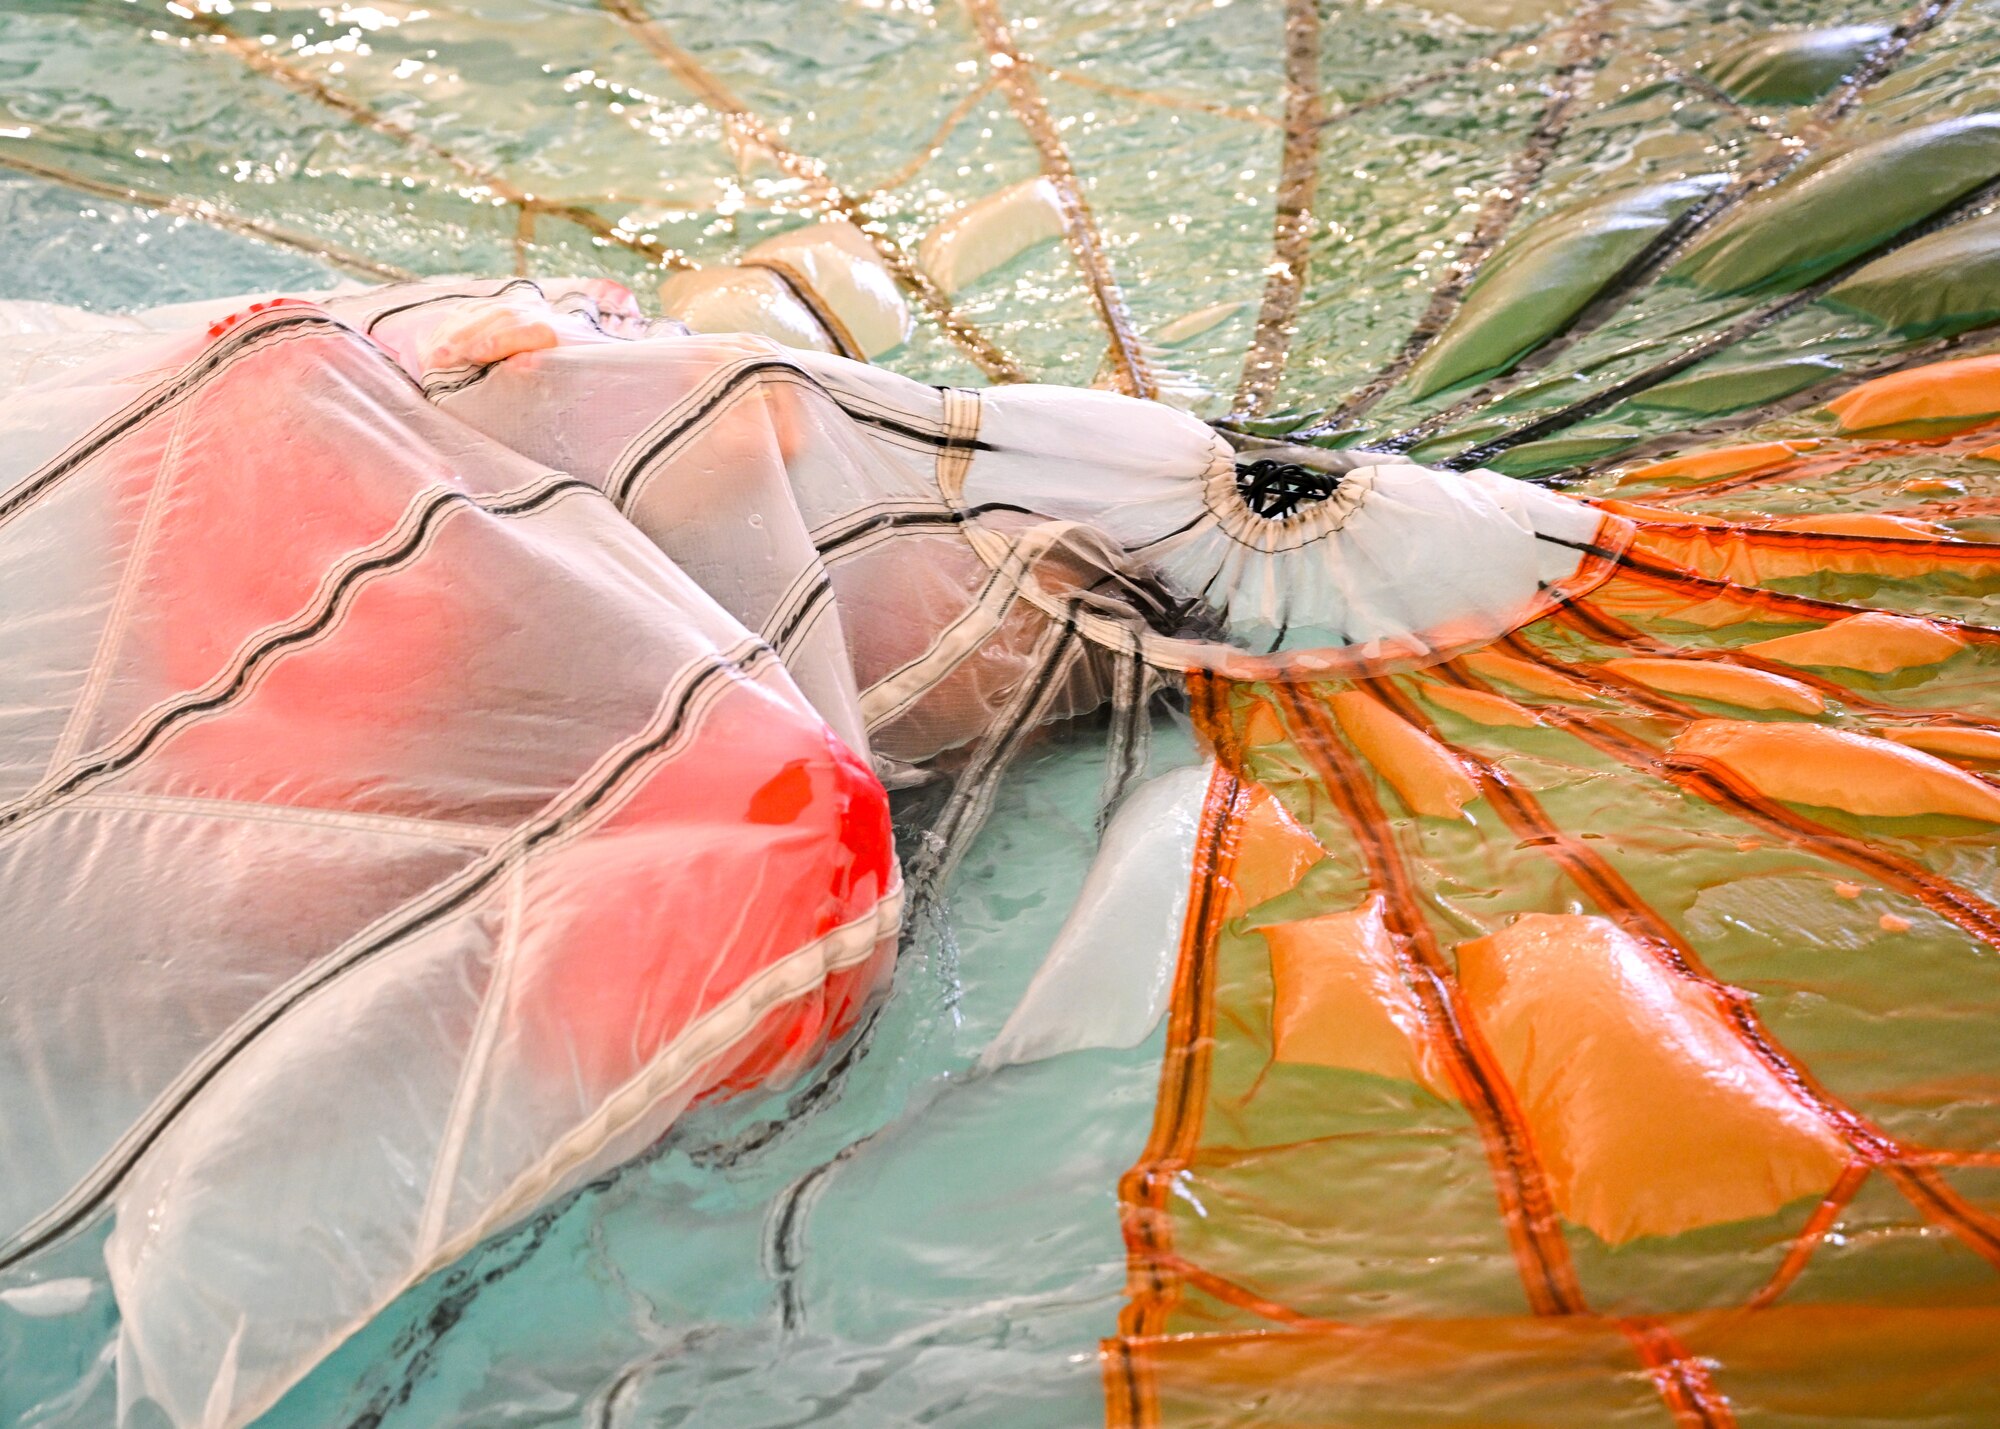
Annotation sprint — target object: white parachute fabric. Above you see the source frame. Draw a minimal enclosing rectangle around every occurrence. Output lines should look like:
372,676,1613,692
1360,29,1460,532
980,761,1213,1070
332,280,1189,767
0,275,1630,1427
344,280,1628,713
959,411,1619,658
0,296,901,1428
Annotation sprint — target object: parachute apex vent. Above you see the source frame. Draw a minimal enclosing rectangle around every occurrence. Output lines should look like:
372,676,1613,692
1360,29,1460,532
1234,456,1343,520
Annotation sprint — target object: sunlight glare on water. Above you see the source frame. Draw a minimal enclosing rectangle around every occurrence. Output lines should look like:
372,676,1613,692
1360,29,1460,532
6,0,2000,1422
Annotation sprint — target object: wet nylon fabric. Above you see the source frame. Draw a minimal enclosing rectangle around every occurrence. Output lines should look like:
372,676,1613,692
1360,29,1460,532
0,279,1624,1428
316,279,1626,745
1106,392,2000,1425
0,295,900,1428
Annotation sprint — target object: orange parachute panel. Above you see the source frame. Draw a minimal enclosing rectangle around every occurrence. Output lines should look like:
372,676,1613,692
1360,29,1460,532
1627,522,2000,585
1112,1314,1686,1428
1586,573,1764,629
1600,657,1825,714
1259,895,1456,1097
1614,441,1815,486
1415,680,1540,728
1882,725,2000,761
1223,784,1327,919
1763,512,1957,539
1674,719,2000,822
1456,914,1847,1244
1678,1304,2000,1423
1826,354,2000,433
1742,611,1968,673
1240,698,1289,752
1594,499,1729,526
1113,1306,2000,1429
1456,648,1598,702
1330,689,1479,818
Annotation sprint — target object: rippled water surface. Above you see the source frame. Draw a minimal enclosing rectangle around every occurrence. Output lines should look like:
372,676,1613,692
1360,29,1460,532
7,0,2000,1423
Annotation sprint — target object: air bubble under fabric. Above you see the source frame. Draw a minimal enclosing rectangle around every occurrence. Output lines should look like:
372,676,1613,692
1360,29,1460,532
0,278,1623,1428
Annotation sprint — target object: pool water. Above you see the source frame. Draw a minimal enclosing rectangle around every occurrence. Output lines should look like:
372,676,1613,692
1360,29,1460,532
6,0,2000,1424
262,721,1201,1429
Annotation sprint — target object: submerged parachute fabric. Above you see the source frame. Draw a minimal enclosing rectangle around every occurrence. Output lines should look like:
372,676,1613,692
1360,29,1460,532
7,298,2000,1427
980,761,1213,1069
0,279,1633,1427
316,278,1631,725
1108,370,2000,1425
0,297,908,1427
8,0,2000,1423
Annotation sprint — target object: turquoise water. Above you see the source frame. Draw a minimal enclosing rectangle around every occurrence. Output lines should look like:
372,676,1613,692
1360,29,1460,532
9,0,1999,437
261,722,1198,1429
8,0,2000,1422
0,171,335,308
1,706,1199,1427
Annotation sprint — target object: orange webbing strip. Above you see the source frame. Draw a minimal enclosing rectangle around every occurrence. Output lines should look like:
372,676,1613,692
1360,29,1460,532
1105,681,1250,1429
1887,1165,2000,1271
1617,1317,1740,1429
1100,1336,1146,1429
1155,1252,1351,1332
1898,1148,2000,1168
1272,685,1586,1317
1748,1161,1873,1310
1114,726,1247,1337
